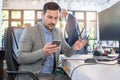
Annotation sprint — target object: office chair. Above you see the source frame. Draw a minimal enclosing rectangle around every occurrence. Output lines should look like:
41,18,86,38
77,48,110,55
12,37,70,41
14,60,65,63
4,27,38,80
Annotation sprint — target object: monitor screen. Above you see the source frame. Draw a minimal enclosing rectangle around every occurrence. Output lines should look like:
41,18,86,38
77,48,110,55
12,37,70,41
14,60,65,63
98,1,120,54
99,24,120,41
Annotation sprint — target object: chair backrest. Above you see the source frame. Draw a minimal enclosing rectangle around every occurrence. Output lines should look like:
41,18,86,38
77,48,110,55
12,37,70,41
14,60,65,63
4,27,24,79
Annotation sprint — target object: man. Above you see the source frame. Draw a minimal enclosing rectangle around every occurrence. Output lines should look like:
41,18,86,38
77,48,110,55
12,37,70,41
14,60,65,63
16,2,87,80
60,9,80,47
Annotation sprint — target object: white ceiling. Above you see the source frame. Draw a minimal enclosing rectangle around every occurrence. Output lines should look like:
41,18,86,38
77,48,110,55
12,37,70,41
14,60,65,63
2,0,120,12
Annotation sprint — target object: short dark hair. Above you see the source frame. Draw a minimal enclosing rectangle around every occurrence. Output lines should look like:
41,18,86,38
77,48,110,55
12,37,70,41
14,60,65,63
43,2,61,14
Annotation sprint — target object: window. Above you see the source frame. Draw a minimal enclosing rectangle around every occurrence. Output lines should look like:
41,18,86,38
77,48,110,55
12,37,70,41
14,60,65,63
0,10,9,46
75,12,84,20
36,11,42,24
74,11,97,40
23,11,35,26
86,12,97,39
74,11,97,52
1,10,97,49
10,10,23,26
11,11,21,19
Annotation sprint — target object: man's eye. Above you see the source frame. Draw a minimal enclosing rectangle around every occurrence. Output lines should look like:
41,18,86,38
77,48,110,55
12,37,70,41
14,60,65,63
48,16,52,19
55,17,58,20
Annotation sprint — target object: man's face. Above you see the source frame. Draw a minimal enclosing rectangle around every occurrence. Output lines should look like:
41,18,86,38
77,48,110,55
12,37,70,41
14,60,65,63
42,10,59,31
60,11,66,20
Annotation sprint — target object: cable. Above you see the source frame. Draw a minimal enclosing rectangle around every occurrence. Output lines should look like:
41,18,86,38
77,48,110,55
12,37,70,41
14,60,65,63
97,62,117,65
70,62,117,79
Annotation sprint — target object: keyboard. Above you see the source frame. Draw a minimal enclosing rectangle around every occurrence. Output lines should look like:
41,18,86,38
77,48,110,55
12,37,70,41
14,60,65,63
96,58,112,61
94,56,116,62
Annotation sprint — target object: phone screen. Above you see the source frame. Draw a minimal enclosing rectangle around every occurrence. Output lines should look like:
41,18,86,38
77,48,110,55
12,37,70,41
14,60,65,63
52,40,61,46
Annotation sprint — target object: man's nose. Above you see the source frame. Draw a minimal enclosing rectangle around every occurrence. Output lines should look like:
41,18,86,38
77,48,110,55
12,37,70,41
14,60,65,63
51,18,57,23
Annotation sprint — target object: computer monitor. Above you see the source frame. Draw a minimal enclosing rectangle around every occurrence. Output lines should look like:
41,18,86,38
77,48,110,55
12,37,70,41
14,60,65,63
98,1,120,47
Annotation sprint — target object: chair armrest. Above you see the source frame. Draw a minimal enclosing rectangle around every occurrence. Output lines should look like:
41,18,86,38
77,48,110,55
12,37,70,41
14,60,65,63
7,71,39,80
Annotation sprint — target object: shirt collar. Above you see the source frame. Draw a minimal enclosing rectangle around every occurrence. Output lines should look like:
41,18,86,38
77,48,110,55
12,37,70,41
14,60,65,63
41,23,53,34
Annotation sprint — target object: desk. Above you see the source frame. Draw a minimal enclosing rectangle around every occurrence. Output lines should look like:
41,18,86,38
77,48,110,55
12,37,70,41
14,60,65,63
62,54,120,80
0,49,4,80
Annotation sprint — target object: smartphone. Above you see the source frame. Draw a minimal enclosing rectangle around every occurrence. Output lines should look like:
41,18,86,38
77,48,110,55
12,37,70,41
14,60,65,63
52,40,61,46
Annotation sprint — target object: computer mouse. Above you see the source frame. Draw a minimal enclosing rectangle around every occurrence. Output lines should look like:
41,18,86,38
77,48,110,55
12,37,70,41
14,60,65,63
84,58,97,63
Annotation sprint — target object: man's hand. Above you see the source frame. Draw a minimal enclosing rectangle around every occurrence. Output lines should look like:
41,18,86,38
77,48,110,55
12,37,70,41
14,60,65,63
73,39,88,51
43,43,60,56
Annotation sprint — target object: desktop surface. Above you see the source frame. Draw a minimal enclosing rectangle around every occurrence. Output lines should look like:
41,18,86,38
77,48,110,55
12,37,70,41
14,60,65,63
62,54,120,80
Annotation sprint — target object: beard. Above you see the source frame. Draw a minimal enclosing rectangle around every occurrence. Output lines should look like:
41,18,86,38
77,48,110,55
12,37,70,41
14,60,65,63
49,23,55,28
45,23,55,31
